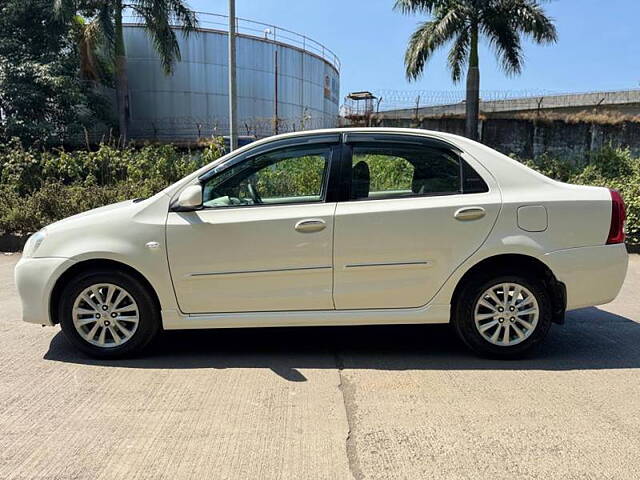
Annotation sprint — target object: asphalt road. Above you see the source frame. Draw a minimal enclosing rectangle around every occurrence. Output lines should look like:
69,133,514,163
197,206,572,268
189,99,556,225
1,253,639,480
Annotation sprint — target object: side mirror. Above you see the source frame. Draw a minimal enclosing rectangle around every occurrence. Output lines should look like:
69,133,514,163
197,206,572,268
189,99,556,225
172,184,203,211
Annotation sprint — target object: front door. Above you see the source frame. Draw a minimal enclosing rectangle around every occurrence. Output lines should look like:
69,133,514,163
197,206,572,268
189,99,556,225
166,141,338,314
333,134,501,309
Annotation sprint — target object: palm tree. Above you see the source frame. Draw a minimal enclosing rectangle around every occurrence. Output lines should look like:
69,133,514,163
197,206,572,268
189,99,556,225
70,15,109,82
394,0,557,140
55,0,198,142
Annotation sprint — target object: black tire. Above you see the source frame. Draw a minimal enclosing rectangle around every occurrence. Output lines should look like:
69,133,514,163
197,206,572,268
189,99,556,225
452,273,552,359
59,269,160,359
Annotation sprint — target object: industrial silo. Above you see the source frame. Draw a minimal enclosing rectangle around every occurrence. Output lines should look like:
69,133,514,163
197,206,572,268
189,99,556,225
122,12,340,141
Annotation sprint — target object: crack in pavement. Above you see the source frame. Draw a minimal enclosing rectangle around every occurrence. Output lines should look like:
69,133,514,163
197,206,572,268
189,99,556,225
334,350,364,480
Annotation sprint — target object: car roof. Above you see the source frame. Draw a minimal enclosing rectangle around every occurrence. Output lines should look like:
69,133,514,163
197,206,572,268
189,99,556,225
161,126,557,201
247,127,467,148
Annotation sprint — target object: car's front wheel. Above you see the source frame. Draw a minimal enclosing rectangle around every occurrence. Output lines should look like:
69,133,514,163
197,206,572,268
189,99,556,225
453,274,553,358
59,270,160,358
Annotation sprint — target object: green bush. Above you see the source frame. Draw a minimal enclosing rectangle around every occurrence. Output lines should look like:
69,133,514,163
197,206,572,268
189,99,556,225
1,139,638,247
518,146,640,244
255,155,327,198
518,152,579,183
0,139,224,234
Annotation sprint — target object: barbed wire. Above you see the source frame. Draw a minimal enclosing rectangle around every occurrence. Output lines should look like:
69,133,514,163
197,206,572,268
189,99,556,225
126,115,339,142
56,88,640,146
342,88,640,117
31,115,339,147
343,89,640,112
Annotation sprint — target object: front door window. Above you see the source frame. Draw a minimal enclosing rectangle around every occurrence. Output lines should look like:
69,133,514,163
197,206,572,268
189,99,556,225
202,146,331,208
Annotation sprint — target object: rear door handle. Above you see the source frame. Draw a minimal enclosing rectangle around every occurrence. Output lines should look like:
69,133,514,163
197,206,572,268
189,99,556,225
454,207,486,221
294,218,326,233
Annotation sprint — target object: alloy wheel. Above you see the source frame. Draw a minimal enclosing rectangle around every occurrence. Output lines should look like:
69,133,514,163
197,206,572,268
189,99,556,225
473,282,540,347
72,283,140,348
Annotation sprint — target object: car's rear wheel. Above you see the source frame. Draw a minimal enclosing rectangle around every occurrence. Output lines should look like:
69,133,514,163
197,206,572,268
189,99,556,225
59,270,159,358
453,274,552,358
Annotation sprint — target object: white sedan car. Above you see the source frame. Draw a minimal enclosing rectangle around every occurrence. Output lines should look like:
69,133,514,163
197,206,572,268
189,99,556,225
15,128,628,358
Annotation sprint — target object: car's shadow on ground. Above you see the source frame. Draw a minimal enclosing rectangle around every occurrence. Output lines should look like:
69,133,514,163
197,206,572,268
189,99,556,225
44,307,640,381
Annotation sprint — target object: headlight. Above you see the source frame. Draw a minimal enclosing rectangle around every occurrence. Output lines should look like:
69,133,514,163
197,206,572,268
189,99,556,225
22,230,47,258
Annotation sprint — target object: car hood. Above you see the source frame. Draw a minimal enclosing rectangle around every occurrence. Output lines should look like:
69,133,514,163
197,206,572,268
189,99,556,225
44,199,139,233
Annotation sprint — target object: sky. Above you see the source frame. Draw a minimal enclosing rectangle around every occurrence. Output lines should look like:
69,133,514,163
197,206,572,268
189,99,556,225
189,0,640,103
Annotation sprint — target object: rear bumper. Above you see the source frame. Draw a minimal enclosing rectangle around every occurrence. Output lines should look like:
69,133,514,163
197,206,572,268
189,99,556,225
544,243,628,311
14,256,75,325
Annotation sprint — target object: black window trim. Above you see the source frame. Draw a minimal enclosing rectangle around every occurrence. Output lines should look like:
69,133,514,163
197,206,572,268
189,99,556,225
343,132,463,152
189,131,488,211
198,133,341,184
460,156,491,195
197,140,343,211
339,133,487,202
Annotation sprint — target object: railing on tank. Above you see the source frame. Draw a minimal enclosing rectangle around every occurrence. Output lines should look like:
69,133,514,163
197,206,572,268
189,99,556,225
123,11,341,72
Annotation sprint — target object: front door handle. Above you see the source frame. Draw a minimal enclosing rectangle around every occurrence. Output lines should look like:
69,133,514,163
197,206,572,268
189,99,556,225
454,207,486,221
295,218,326,233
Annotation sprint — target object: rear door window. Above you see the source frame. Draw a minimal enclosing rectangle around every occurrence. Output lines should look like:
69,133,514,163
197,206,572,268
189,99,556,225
349,143,462,200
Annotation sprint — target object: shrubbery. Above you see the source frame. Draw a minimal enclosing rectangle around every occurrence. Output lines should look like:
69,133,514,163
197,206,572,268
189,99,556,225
0,140,637,246
0,139,224,234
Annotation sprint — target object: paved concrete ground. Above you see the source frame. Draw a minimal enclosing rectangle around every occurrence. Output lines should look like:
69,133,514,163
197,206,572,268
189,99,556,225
1,253,639,480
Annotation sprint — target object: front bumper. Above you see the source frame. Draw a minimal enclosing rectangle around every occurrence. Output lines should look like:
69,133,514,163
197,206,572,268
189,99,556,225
14,256,75,325
545,243,628,311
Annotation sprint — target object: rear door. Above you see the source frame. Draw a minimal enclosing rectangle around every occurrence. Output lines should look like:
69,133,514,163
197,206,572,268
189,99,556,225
333,133,501,310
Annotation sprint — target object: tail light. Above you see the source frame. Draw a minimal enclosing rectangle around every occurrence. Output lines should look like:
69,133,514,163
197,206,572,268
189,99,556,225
606,189,626,244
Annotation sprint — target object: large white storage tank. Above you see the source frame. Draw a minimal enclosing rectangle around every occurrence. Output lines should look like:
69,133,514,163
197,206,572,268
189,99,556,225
123,13,340,141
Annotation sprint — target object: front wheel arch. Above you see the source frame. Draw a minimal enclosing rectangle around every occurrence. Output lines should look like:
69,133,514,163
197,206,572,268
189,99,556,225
50,259,161,327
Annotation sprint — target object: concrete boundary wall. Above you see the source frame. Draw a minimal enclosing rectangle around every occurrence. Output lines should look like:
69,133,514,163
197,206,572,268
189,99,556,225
372,117,640,160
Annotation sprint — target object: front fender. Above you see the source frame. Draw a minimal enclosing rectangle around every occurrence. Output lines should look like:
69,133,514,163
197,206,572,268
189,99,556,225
33,194,179,314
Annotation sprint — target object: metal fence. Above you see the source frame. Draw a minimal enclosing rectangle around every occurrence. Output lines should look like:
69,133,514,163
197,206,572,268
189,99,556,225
343,89,640,119
127,115,340,142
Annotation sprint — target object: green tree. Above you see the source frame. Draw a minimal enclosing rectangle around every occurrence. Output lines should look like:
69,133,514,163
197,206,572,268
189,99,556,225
0,0,112,147
395,0,557,140
55,0,198,142
71,15,113,83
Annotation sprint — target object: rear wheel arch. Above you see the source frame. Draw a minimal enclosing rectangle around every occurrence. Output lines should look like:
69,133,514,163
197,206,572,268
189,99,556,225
451,253,566,323
50,259,161,326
